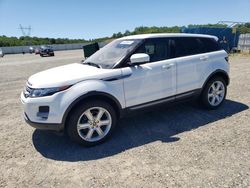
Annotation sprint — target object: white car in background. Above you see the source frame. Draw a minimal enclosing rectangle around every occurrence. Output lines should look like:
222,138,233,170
0,48,4,57
21,33,230,146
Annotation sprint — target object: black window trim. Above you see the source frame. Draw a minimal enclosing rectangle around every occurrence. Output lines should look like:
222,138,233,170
113,36,222,69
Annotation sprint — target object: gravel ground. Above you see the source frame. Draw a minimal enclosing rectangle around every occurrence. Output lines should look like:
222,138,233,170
0,51,249,187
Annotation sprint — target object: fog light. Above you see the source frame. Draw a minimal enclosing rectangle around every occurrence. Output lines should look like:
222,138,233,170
37,106,49,119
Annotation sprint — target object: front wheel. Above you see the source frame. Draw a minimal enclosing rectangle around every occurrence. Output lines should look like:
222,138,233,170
67,100,117,146
201,77,227,109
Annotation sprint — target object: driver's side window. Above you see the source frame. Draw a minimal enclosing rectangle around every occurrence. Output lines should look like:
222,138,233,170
134,38,169,63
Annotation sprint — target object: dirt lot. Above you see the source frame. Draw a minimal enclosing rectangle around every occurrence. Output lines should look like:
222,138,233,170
0,51,249,187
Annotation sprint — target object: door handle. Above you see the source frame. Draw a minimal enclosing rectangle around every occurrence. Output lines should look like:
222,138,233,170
162,64,174,70
200,56,209,61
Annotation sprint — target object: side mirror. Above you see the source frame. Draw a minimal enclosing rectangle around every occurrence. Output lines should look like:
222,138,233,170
130,53,150,65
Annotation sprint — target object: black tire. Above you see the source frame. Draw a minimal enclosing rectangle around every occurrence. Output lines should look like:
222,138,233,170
200,76,227,110
67,100,117,146
40,54,44,57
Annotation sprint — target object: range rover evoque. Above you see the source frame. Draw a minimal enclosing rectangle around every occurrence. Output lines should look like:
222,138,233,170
21,33,229,146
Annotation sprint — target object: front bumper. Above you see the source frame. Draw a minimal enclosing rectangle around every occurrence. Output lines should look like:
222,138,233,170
21,91,66,131
24,113,63,131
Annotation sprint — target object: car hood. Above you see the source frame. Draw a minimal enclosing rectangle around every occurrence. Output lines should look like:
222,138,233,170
27,63,122,88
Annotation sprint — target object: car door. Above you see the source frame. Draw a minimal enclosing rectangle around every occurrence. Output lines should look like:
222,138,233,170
172,37,207,94
121,38,176,107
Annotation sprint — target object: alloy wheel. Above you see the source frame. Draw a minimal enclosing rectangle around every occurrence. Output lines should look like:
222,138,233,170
77,107,112,142
207,81,225,106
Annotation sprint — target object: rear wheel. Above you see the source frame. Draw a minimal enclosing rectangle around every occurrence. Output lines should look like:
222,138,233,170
67,100,117,146
201,77,227,109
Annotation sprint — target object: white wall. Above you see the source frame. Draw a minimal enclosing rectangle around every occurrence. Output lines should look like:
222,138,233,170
1,42,108,54
238,34,250,51
1,43,103,54
0,43,89,54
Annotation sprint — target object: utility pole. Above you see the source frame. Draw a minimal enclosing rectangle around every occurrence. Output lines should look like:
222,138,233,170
18,24,32,46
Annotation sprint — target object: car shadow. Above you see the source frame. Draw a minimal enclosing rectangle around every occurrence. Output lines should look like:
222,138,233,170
32,99,248,161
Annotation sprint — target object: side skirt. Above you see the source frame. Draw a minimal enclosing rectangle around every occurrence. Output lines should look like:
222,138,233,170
121,89,202,117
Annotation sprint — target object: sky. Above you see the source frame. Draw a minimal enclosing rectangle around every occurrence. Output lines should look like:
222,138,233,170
0,0,249,39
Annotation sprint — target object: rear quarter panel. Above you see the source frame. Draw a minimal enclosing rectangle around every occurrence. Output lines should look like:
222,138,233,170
197,50,229,88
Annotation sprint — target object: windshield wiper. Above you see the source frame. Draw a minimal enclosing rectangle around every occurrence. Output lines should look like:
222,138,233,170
82,61,102,68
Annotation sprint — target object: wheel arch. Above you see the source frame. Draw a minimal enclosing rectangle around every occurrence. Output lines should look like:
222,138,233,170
62,91,122,130
202,69,230,89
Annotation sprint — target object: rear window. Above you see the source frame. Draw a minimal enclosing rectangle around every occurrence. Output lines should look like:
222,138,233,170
172,37,202,57
198,38,222,52
171,37,221,58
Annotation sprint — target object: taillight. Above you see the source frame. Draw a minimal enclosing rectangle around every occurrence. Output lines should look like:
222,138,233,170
225,57,229,63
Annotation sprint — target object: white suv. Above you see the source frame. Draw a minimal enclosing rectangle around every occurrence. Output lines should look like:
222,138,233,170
21,33,229,146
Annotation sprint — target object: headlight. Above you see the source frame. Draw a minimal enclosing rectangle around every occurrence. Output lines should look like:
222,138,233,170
25,85,71,98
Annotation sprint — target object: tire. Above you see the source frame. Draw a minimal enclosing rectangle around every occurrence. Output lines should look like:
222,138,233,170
200,76,227,110
67,100,117,146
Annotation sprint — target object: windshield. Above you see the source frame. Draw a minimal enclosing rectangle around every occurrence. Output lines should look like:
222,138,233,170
83,39,142,69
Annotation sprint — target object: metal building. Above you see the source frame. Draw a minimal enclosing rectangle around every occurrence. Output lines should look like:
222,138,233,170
182,27,240,52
